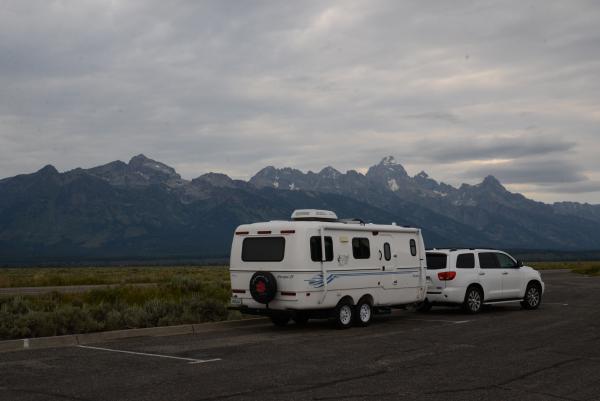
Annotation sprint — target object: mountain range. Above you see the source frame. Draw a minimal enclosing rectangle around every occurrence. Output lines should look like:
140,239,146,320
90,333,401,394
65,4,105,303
1,154,599,264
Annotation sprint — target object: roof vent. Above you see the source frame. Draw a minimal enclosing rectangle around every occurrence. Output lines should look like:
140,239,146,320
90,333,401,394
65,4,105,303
291,209,338,222
338,218,365,225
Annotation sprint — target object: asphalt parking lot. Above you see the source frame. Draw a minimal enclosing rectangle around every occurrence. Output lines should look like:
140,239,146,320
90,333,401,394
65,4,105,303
1,270,599,401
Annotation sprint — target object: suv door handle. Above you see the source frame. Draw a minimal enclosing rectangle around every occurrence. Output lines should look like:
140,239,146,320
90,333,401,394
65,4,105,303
502,272,508,275
479,272,485,276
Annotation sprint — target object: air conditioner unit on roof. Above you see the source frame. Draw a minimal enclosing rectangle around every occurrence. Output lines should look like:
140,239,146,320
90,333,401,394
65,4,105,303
291,209,338,222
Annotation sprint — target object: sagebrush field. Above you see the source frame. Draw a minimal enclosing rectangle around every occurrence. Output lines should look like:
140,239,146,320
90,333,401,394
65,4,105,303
0,266,237,340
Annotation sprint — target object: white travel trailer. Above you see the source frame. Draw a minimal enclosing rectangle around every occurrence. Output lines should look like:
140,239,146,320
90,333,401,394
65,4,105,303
229,209,427,328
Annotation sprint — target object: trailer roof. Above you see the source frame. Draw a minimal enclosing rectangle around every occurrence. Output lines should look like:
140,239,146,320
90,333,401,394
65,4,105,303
236,219,420,234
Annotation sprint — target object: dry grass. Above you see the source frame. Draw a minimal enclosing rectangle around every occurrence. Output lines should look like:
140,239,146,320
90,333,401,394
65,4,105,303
0,266,227,288
528,261,600,276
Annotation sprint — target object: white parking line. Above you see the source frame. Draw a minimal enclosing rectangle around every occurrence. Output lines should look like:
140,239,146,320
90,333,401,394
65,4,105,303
405,319,470,324
77,345,221,365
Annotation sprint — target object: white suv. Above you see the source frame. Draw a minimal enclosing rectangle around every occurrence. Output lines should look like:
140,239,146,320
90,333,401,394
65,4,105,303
420,249,544,313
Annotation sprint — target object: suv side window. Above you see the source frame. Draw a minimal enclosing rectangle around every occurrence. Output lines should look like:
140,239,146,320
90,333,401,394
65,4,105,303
479,252,500,269
456,253,475,269
496,253,517,268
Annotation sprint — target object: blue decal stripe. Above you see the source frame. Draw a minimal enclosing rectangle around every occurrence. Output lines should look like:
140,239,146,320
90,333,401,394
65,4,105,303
305,269,421,288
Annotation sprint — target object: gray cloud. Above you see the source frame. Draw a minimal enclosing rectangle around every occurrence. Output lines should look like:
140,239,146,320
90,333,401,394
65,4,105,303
413,135,576,164
0,0,599,203
403,112,461,124
462,158,588,184
541,180,600,194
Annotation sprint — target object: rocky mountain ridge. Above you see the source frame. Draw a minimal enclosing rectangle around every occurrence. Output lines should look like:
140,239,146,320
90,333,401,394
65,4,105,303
1,154,599,263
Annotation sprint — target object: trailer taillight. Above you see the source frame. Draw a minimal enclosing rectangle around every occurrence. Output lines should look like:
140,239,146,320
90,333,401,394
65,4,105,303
257,230,272,235
235,231,249,235
437,271,457,281
280,230,295,234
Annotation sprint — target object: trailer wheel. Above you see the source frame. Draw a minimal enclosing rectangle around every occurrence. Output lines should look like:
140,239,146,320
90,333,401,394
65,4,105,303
333,299,354,329
354,298,372,327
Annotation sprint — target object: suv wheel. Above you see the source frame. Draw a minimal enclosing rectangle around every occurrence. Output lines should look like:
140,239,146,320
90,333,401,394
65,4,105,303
463,286,483,314
521,283,542,310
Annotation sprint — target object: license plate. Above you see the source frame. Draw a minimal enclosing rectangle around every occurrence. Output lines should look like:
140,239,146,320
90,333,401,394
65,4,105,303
230,297,242,306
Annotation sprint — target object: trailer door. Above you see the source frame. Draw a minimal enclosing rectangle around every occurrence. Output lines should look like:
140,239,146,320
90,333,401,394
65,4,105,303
395,234,421,289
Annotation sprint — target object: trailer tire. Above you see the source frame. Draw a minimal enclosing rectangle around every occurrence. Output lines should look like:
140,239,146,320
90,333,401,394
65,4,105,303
333,299,354,329
354,298,372,327
249,271,277,304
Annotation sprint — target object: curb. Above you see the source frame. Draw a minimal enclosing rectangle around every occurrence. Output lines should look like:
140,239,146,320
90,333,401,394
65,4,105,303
0,317,269,353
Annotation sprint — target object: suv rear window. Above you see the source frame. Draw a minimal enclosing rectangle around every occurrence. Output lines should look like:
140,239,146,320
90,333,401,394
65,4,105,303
426,253,447,269
310,236,334,262
456,253,475,269
242,237,285,262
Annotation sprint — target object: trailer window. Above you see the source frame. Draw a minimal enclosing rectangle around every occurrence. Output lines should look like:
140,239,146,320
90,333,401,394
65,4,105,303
241,237,285,262
383,243,391,261
310,236,334,262
409,239,417,256
456,253,475,269
352,238,371,259
426,253,447,269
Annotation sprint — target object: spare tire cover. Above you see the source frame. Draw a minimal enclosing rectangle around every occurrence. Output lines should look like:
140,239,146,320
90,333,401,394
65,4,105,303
249,271,277,304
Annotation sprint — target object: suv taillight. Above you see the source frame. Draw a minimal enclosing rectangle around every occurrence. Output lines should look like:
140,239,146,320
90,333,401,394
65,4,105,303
438,271,457,281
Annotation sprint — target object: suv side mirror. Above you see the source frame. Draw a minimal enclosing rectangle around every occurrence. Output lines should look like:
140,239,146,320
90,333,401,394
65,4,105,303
516,259,523,268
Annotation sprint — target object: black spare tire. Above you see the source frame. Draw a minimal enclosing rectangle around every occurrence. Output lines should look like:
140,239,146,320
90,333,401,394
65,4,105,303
249,271,277,304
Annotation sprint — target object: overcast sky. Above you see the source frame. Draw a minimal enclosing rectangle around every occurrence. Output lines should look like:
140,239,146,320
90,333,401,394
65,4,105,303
1,1,599,203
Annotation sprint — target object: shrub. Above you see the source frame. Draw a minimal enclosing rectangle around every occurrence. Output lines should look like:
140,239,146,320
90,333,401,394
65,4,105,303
0,267,233,340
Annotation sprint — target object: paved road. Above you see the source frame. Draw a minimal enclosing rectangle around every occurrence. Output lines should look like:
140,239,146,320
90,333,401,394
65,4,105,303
1,270,599,401
0,283,156,296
